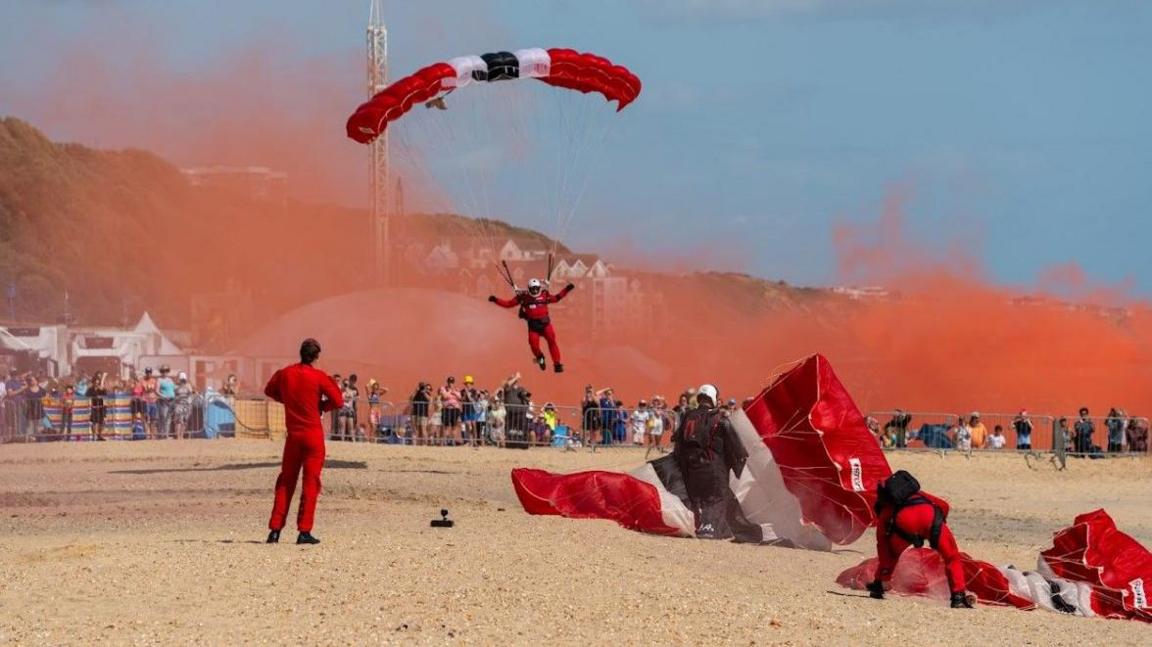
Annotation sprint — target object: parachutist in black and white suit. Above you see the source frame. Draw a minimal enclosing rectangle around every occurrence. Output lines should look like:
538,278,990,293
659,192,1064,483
671,384,762,542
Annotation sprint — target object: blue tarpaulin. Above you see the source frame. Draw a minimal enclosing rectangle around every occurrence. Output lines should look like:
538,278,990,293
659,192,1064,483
918,423,953,449
203,393,236,439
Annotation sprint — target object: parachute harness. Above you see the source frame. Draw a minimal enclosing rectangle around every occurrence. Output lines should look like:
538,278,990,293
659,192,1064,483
887,495,945,550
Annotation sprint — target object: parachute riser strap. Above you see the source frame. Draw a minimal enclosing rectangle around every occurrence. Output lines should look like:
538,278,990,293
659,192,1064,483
500,260,519,292
928,506,944,550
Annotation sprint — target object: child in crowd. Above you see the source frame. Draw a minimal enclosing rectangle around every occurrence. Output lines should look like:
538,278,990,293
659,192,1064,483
645,397,666,460
541,403,558,445
988,425,1006,450
429,394,444,446
62,385,76,441
953,415,972,455
488,392,507,448
630,400,650,446
132,412,146,441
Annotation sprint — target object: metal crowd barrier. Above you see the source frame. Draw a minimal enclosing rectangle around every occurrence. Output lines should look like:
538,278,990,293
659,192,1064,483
309,400,681,449
867,410,1150,458
0,393,240,443
13,391,1142,460
1049,414,1150,458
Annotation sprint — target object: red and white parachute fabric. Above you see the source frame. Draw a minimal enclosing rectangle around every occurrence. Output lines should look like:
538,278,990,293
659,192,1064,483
1033,509,1152,621
837,509,1152,622
511,354,892,550
741,354,891,545
512,465,694,537
346,48,641,144
836,550,1036,610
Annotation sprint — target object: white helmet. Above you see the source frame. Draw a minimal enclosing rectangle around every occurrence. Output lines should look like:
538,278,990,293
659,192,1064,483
697,384,718,405
527,278,543,295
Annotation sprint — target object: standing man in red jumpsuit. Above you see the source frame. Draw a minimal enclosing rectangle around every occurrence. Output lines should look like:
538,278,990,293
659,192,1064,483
867,470,974,608
489,278,575,373
265,338,343,545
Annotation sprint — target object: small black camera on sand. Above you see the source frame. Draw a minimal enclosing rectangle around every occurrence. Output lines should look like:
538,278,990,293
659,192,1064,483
430,508,454,528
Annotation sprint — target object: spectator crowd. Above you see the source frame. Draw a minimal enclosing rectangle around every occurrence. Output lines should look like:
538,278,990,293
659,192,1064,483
4,363,1149,458
0,367,239,441
869,407,1149,456
317,371,751,452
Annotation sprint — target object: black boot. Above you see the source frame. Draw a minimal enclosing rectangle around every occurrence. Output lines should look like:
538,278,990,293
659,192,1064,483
950,592,974,608
553,363,564,373
297,532,320,545
266,530,280,544
535,355,546,371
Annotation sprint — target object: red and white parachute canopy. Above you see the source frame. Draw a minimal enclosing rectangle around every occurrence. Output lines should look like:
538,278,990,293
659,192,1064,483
346,48,641,144
741,354,892,545
512,354,892,549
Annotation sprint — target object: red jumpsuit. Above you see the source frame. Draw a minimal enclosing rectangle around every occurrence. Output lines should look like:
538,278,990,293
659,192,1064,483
265,363,343,533
491,285,574,365
875,491,966,594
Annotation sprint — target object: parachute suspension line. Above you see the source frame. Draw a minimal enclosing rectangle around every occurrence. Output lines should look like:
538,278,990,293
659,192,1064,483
394,97,506,291
487,80,563,262
463,89,498,257
547,91,579,259
476,87,532,286
549,90,596,257
361,59,638,291
397,85,511,287
477,85,524,271
545,93,619,260
763,358,809,387
554,114,617,254
425,89,501,268
544,92,586,257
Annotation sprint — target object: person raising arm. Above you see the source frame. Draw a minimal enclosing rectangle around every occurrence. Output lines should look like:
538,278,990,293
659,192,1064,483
265,338,343,545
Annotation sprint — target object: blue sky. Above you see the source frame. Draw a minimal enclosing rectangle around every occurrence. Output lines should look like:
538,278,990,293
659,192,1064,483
2,0,1150,293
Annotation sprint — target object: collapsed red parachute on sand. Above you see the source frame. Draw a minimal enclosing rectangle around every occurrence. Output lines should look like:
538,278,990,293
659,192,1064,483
511,354,892,548
838,509,1152,622
836,549,1036,610
1039,509,1152,621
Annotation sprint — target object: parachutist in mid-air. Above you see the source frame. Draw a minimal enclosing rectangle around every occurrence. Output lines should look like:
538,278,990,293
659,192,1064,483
869,470,975,609
489,279,573,372
425,97,447,110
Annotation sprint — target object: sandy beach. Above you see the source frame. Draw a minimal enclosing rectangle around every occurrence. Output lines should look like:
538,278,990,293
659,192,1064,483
1,440,1149,646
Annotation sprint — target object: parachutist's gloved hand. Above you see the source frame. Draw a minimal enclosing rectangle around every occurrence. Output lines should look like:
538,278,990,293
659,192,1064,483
866,580,885,600
488,296,497,303
565,283,575,292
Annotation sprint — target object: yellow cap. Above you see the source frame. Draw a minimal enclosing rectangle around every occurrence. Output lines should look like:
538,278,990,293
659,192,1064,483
464,375,474,384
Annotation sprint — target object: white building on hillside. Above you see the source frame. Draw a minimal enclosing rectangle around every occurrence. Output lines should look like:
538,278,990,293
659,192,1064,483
553,255,610,281
0,313,183,378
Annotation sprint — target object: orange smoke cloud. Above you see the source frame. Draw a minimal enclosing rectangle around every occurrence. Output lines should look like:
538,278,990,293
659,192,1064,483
6,18,1147,422
584,186,1152,420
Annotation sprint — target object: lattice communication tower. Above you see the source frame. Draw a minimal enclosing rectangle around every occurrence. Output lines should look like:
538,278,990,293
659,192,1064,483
367,0,389,284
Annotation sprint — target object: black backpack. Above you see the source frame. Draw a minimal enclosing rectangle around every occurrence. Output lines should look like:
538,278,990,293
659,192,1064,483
676,408,722,454
878,470,920,506
877,470,944,550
